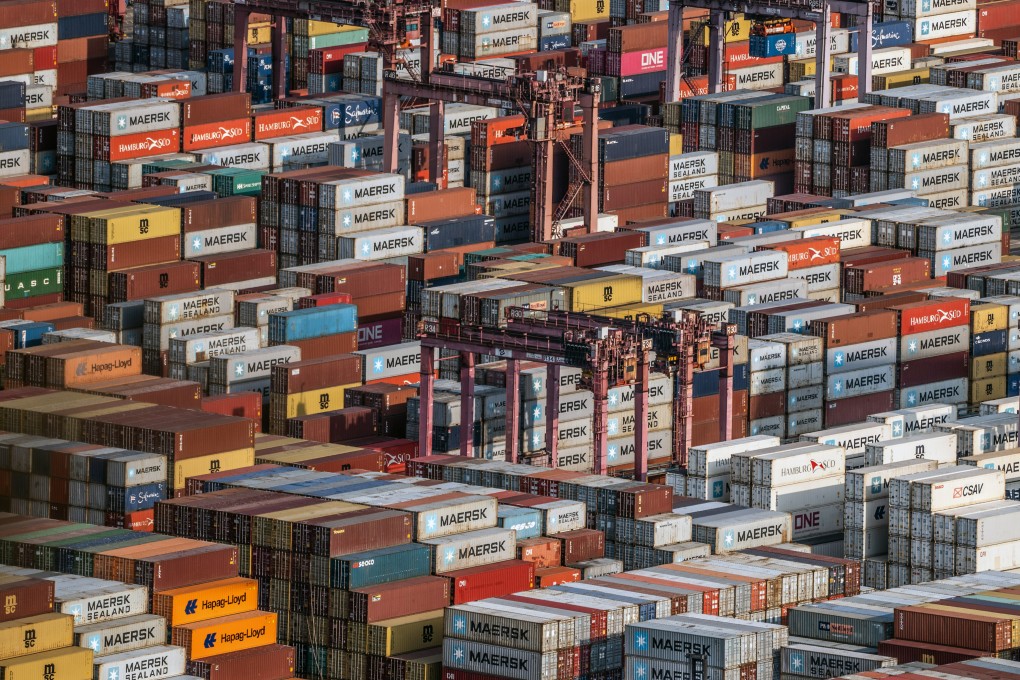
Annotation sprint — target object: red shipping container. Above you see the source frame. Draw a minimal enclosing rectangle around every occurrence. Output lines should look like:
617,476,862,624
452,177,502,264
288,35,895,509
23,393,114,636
446,560,536,605
33,46,56,69
765,236,840,270
898,351,968,389
894,297,971,336
253,106,323,140
201,392,263,430
349,575,450,622
119,509,155,531
100,128,180,161
558,528,605,563
182,118,252,151
298,292,354,308
824,391,896,428
535,566,582,588
978,0,1020,33
356,316,403,350
516,537,562,568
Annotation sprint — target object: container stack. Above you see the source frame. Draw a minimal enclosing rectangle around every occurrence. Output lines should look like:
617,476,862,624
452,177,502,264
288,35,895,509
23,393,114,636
267,351,363,435
469,116,532,243
143,289,237,378
684,435,781,502
441,2,539,63
887,465,1006,586
0,577,93,679
667,151,719,215
894,296,972,411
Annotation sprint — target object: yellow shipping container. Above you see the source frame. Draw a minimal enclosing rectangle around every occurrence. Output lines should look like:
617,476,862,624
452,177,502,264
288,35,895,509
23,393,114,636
562,0,610,22
282,382,359,419
970,376,1007,403
669,133,683,157
0,646,92,680
366,611,445,656
172,448,255,490
152,577,258,626
787,58,830,81
89,206,181,245
248,23,272,43
256,443,362,465
566,275,643,312
783,211,844,228
971,353,1007,381
697,16,752,44
172,610,278,660
972,303,1008,333
25,107,52,121
873,68,929,89
253,501,364,550
0,613,73,659
306,20,361,35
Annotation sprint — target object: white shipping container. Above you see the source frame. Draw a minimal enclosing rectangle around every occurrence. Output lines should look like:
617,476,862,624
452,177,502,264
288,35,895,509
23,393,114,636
0,149,29,177
670,175,719,202
899,325,970,362
57,582,149,625
747,339,787,372
826,365,896,400
953,114,1017,143
955,503,1020,547
196,142,271,170
793,28,850,58
444,605,568,653
671,152,718,180
337,225,423,260
686,474,731,501
899,164,968,196
939,414,1019,457
636,220,719,247
789,384,825,412
792,502,844,538
605,430,672,467
979,396,1019,415
145,289,235,325
931,242,1002,277
406,496,498,539
790,263,842,292
900,0,974,16
834,47,912,76
423,527,517,573
607,373,672,412
787,362,824,389
689,435,782,476
320,173,405,209
730,62,784,91
0,22,56,49
788,409,825,437
182,223,257,258
703,250,788,289
464,27,539,59
356,341,420,381
898,378,969,408
750,367,786,396
210,345,300,385
752,445,846,486
169,327,260,365
625,242,711,269
957,540,1020,573
799,218,872,249
970,138,1020,170
147,314,234,352
94,645,186,680
801,422,893,456
269,131,340,168
846,459,940,501
888,139,968,173
692,510,792,552
751,415,786,438
826,338,897,374
781,645,896,678
913,467,1005,511
915,10,977,41
75,614,167,656
695,180,774,214
864,433,958,466
753,477,845,512
723,278,807,307
973,160,1020,190
708,205,768,223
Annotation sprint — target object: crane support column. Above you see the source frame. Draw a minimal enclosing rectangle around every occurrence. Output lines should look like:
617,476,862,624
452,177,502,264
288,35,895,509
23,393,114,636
581,89,599,231
459,351,475,458
666,1,685,102
546,363,560,466
231,9,251,94
815,9,832,107
593,356,610,475
429,100,447,188
383,93,401,174
419,345,436,456
859,2,874,98
707,11,726,94
272,17,288,100
634,350,650,482
505,358,521,463
715,327,736,443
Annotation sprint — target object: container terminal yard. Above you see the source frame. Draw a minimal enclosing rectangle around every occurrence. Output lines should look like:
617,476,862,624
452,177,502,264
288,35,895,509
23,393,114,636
12,0,1020,678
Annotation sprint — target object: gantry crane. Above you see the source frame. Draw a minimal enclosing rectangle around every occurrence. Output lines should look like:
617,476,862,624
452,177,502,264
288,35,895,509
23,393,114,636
667,0,875,107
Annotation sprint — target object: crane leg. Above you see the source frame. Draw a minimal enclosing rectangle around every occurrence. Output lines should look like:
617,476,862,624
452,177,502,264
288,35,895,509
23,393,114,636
635,352,650,482
382,90,400,174
815,6,832,107
858,2,873,99
272,16,287,100
707,11,726,94
429,100,447,188
506,359,521,463
666,1,685,102
546,364,560,466
232,9,250,94
419,345,435,456
460,351,475,458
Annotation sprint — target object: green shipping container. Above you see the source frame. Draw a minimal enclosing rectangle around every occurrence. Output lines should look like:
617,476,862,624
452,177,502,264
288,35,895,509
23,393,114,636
732,94,811,129
307,30,370,49
5,267,62,299
208,168,266,197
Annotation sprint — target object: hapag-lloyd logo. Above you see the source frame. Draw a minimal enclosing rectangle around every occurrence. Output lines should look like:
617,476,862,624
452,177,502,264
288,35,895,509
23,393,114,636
119,136,173,153
191,126,245,143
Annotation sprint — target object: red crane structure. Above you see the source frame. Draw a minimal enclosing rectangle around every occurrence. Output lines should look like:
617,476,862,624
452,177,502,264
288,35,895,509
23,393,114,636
418,309,737,480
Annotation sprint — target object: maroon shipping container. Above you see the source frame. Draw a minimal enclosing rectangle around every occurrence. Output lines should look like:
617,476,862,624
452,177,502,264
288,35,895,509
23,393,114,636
843,257,931,295
602,179,668,212
810,309,899,347
407,252,461,282
107,261,201,302
872,113,951,148
0,576,54,623
181,93,252,126
312,263,407,297
191,249,277,287
0,0,57,28
557,528,605,563
184,644,296,680
92,235,181,271
825,391,896,428
286,406,377,442
877,640,981,666
749,392,785,420
271,354,363,394
140,543,241,591
405,187,478,223
0,214,62,248
180,196,258,232
557,231,646,267
356,291,406,320
298,507,411,556
894,605,1013,652
349,575,451,623
447,560,536,605
285,333,358,360
602,156,669,186
898,351,969,389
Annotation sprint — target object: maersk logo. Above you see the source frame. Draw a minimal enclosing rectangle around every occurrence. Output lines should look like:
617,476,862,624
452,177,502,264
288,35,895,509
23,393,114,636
834,351,844,367
117,115,127,130
833,379,843,394
712,480,724,497
789,652,805,673
634,660,650,678
906,390,917,405
373,358,384,373
922,0,931,9
633,631,649,650
453,614,466,633
234,362,245,378
451,643,465,664
870,476,883,494
86,634,102,652
723,529,735,547
192,236,202,252
424,512,439,533
921,20,930,35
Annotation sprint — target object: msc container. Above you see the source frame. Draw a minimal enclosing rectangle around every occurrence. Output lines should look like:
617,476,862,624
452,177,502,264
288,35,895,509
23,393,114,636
0,613,72,659
0,646,94,679
863,432,957,466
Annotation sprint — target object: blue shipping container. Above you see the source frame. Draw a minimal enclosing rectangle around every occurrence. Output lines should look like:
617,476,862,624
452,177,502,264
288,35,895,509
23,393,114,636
0,243,63,275
268,304,358,343
749,34,797,58
540,34,571,51
107,483,167,513
848,20,912,52
12,321,54,348
422,215,496,252
619,72,665,98
0,123,29,153
973,330,1008,357
753,220,790,234
58,13,107,39
497,506,543,540
331,543,433,589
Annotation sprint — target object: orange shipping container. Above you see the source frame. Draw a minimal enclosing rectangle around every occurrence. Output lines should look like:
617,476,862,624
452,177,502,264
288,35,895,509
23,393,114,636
153,577,258,626
49,346,142,387
766,236,841,270
471,115,527,147
253,106,323,140
172,610,278,660
535,566,581,587
516,536,562,568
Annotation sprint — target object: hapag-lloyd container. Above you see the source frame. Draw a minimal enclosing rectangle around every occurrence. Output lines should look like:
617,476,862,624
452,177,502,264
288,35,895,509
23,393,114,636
172,610,278,660
863,432,958,466
422,527,516,573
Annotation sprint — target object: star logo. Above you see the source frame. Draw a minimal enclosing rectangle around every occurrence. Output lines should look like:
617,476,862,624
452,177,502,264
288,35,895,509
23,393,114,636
942,256,951,270
117,116,127,130
892,422,903,437
532,433,541,446
373,359,384,373
445,549,456,563
911,178,919,190
907,391,917,405
791,653,804,672
748,294,756,304
635,661,649,678
728,266,737,279
687,262,697,273
351,148,360,162
834,380,842,394
532,378,542,392
88,635,101,651
168,304,179,320
482,14,491,27
108,670,119,680
608,419,619,435
793,319,803,331
912,153,920,168
609,393,618,406
192,237,202,251
634,633,648,649
723,529,734,546
425,513,437,533
493,176,501,189
943,232,952,244
362,243,371,255
454,615,466,632
343,214,352,227
453,645,465,662
533,406,541,419
657,235,666,245
834,352,844,366
344,189,353,203
234,362,244,377
608,445,618,461
908,340,917,353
